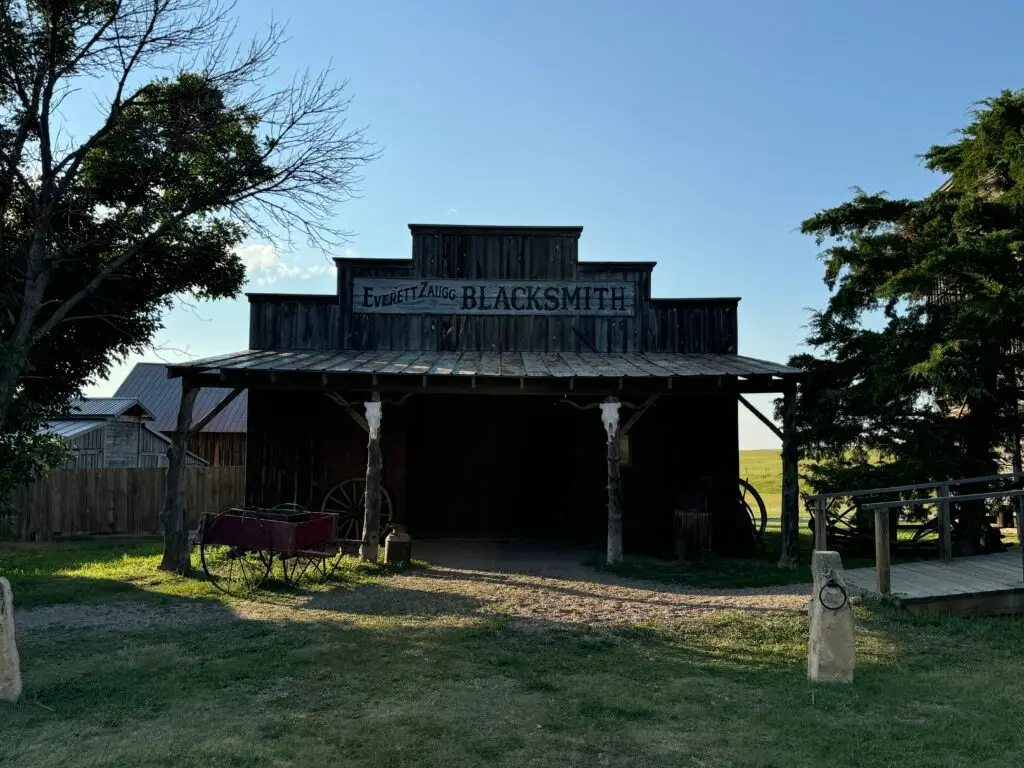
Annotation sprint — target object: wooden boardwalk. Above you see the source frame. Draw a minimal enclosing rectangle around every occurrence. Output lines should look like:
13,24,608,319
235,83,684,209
844,551,1024,617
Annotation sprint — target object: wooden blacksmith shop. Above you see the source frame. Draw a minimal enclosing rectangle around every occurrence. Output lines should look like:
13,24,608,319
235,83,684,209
166,225,803,564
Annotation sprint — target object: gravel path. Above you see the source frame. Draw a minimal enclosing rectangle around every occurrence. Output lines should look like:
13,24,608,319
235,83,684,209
15,543,812,635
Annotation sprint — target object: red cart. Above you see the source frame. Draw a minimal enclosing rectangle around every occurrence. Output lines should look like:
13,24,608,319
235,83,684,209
196,505,360,595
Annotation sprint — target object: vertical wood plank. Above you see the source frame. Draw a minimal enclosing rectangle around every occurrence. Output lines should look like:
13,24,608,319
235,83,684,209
814,496,827,551
937,483,952,562
875,507,892,595
778,386,800,568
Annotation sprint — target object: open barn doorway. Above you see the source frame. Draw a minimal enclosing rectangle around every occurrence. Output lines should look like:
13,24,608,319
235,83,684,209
405,395,607,544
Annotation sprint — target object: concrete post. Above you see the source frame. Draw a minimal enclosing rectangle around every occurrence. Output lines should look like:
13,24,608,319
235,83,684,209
0,577,22,703
808,551,855,684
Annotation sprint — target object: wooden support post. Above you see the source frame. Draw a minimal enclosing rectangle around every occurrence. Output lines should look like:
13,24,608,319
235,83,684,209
875,507,891,596
1017,493,1024,583
601,398,623,565
814,496,827,551
778,385,800,568
937,483,952,562
159,384,198,573
360,393,383,562
1009,435,1023,529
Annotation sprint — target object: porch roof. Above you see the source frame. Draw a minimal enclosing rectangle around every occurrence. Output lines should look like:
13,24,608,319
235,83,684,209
168,349,801,393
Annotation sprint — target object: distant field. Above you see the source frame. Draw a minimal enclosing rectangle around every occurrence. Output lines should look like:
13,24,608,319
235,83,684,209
739,449,783,518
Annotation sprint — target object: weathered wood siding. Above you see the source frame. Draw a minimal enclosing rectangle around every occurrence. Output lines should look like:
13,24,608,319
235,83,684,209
249,226,737,354
10,466,245,540
103,421,141,469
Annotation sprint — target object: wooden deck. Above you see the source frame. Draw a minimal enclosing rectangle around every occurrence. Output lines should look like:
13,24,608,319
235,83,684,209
844,551,1024,617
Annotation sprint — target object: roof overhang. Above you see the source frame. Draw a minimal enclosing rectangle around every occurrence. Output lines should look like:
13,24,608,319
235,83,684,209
168,350,803,396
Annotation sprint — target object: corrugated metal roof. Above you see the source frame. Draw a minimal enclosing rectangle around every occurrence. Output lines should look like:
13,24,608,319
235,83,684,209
173,349,802,379
114,363,247,433
40,419,106,438
66,397,149,418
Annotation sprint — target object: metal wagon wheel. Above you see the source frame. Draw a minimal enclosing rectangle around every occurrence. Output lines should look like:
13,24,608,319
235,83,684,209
320,477,393,542
199,512,273,596
739,477,768,539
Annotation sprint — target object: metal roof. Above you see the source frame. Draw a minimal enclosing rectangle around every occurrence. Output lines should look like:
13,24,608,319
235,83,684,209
66,397,150,418
114,363,247,433
40,419,106,439
171,349,801,380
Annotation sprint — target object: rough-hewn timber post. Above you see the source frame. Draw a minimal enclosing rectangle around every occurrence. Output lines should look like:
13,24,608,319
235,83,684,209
361,393,383,562
937,483,952,562
159,384,198,573
874,507,892,595
778,384,800,569
813,496,827,551
1008,434,1023,529
601,398,623,564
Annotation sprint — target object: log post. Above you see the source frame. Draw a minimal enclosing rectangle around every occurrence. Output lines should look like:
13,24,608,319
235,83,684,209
159,384,198,573
777,385,800,568
600,398,623,565
937,483,952,562
1008,434,1023,529
814,496,827,551
1017,492,1024,582
361,393,383,562
874,507,892,596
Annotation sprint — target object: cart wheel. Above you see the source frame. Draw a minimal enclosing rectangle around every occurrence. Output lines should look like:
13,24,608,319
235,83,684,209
320,478,393,541
199,515,272,596
280,550,332,587
739,477,768,539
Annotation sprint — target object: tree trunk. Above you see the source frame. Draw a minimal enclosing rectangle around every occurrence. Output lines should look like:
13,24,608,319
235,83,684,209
0,231,50,437
778,386,800,569
159,385,197,573
601,399,622,564
361,396,382,562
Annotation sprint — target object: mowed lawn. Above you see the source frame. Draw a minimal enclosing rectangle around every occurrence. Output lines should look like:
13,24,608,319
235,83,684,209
3,540,1024,767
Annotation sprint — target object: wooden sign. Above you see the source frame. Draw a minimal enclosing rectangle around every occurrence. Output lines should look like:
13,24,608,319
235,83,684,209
352,278,635,316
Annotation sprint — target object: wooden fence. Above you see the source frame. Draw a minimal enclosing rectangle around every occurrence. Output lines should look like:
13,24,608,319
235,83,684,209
8,466,245,540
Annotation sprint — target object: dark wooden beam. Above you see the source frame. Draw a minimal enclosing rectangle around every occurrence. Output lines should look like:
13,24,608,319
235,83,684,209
778,384,800,569
620,395,658,438
189,388,243,436
737,394,783,441
324,392,369,433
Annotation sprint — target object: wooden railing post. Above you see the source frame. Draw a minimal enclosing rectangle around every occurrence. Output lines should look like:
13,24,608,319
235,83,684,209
814,496,827,551
1017,492,1024,583
874,506,891,596
937,484,952,562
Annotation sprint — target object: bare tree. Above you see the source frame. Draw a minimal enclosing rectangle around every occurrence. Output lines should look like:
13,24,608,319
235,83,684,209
0,1,377,569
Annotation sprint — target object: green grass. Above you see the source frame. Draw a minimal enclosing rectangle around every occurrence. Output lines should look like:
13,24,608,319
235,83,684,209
3,540,1024,767
0,538,416,610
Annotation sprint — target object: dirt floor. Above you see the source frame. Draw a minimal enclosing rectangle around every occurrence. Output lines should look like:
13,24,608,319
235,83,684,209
16,540,811,635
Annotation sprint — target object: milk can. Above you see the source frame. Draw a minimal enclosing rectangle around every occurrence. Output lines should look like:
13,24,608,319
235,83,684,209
384,523,412,565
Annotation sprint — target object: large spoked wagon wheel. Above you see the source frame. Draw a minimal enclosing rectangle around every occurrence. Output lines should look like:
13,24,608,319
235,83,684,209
199,514,273,596
321,478,393,542
739,478,768,539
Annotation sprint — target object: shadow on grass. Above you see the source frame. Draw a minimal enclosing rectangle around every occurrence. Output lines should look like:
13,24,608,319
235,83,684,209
6,585,1024,768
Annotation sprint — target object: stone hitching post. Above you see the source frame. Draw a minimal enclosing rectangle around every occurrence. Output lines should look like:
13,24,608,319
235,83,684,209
0,577,22,703
808,551,855,684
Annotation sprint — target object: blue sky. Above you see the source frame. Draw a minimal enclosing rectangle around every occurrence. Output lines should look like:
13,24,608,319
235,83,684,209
85,0,1024,448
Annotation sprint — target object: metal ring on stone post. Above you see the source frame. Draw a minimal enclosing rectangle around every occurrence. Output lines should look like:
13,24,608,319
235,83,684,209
818,577,848,611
